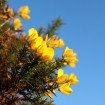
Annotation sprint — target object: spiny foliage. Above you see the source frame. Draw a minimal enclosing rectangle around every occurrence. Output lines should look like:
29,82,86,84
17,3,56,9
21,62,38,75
38,18,63,37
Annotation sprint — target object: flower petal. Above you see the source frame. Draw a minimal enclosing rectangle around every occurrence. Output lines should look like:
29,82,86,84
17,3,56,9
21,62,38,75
57,74,69,84
59,83,73,95
69,73,79,85
57,69,64,77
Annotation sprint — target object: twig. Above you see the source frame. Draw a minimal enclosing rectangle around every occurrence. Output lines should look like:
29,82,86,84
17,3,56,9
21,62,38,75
0,19,10,28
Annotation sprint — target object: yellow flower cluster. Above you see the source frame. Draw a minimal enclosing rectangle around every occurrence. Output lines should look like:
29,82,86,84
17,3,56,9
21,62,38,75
12,5,78,67
45,69,78,97
27,28,64,62
62,46,78,68
27,28,78,67
56,69,78,95
12,6,31,29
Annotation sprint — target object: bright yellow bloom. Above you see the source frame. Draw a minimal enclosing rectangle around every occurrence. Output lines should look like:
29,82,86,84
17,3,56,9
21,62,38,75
56,69,68,85
62,46,78,68
18,6,30,20
30,36,43,50
68,73,79,85
59,82,73,95
28,28,38,44
36,41,47,56
47,35,65,48
13,18,22,29
39,47,54,62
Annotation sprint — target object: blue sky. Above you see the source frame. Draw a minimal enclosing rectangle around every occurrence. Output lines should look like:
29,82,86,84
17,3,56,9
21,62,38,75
9,0,105,105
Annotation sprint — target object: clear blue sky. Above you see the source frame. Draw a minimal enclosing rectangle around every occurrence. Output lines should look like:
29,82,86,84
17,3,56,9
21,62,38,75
9,0,105,105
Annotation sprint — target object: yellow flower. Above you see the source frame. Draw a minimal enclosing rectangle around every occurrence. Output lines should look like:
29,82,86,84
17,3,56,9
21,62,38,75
45,90,56,98
68,73,79,85
56,69,69,85
59,82,73,95
47,35,65,48
39,47,54,62
13,18,22,29
62,46,78,68
36,41,47,56
18,6,30,14
18,6,30,20
27,28,38,44
30,36,43,50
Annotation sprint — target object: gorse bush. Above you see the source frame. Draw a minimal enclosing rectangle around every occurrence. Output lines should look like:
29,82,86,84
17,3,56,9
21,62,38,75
0,1,78,105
